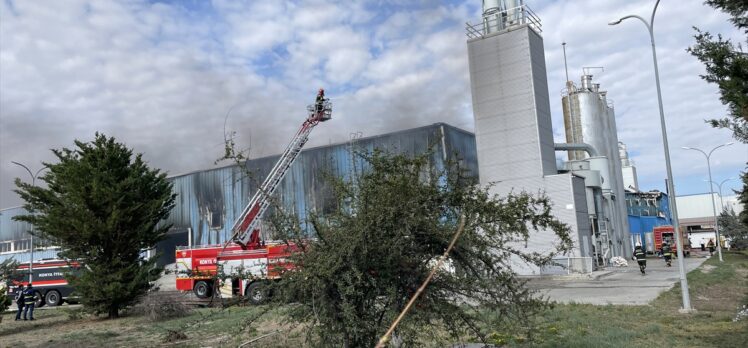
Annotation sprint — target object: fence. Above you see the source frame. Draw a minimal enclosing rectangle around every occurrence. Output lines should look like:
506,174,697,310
465,3,542,39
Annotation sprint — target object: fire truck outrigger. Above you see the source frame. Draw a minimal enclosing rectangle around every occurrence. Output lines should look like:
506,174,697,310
175,90,331,303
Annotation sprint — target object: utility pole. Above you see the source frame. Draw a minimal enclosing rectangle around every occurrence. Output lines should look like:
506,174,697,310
11,161,48,283
609,0,693,312
682,143,734,262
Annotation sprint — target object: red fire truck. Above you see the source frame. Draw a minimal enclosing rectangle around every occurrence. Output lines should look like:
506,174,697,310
175,91,331,303
653,225,690,257
175,242,297,302
7,259,81,307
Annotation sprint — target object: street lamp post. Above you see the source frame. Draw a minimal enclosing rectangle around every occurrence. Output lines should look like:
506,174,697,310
609,0,693,312
706,177,735,212
682,143,734,262
11,161,48,284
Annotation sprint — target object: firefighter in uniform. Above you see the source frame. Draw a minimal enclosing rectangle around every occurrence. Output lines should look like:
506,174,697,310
661,242,672,267
633,245,646,274
14,285,25,321
23,283,36,320
315,88,325,114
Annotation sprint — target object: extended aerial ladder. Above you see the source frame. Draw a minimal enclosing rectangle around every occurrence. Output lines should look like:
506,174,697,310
228,90,332,248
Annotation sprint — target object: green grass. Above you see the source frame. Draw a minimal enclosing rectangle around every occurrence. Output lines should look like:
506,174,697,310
2,252,746,347
491,251,748,348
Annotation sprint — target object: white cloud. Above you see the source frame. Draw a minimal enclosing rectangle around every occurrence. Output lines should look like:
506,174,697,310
0,0,746,210
536,0,747,196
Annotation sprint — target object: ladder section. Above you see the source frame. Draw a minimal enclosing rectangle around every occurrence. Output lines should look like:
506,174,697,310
229,94,332,247
595,218,611,268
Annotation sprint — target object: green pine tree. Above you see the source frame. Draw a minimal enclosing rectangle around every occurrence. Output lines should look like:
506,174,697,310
13,134,176,318
719,208,748,248
689,0,748,228
737,168,748,227
268,150,573,347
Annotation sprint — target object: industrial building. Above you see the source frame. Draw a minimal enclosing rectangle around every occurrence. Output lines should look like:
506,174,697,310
0,123,478,266
2,1,643,275
626,190,672,253
466,1,631,273
621,190,743,252
676,192,743,247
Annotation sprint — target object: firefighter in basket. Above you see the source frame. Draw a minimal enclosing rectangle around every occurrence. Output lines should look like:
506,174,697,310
315,88,325,114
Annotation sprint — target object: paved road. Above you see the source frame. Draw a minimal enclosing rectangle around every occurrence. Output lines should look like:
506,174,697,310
526,253,710,305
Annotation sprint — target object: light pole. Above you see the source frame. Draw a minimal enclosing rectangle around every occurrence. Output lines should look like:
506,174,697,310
682,143,734,262
11,161,48,283
609,0,693,312
706,177,735,212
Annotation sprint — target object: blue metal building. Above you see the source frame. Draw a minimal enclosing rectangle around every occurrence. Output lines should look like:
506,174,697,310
626,190,672,252
0,123,478,265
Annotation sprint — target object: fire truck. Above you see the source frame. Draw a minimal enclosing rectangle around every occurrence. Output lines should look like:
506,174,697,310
175,91,331,304
653,225,691,257
7,259,81,307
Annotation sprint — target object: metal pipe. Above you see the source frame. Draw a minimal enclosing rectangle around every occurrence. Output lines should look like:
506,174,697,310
609,0,693,312
562,42,570,83
554,143,599,157
188,227,193,248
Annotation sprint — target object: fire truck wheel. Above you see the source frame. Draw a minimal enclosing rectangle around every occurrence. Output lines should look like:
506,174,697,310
34,291,45,308
45,290,62,307
245,282,268,305
194,281,212,299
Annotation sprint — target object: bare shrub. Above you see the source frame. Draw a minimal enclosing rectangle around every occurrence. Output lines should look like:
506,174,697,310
131,291,192,321
163,329,188,343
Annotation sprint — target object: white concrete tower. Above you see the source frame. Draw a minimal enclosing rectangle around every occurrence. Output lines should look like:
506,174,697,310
466,1,592,274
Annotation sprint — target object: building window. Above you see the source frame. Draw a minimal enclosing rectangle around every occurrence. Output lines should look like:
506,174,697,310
210,210,223,230
13,239,30,252
0,241,12,253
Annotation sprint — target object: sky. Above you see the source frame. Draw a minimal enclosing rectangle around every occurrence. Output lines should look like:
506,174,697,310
1,0,746,210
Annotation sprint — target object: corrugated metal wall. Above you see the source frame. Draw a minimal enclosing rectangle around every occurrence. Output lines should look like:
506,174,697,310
165,123,478,246
626,191,672,253
467,25,592,274
468,25,557,185
1,123,478,258
0,207,32,241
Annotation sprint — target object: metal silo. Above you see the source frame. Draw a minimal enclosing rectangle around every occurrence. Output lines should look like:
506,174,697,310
562,76,609,162
603,94,632,257
481,0,527,34
561,73,631,258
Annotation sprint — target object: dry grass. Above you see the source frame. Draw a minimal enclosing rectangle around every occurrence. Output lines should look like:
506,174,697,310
475,251,748,347
0,305,299,347
128,291,193,321
1,251,746,347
